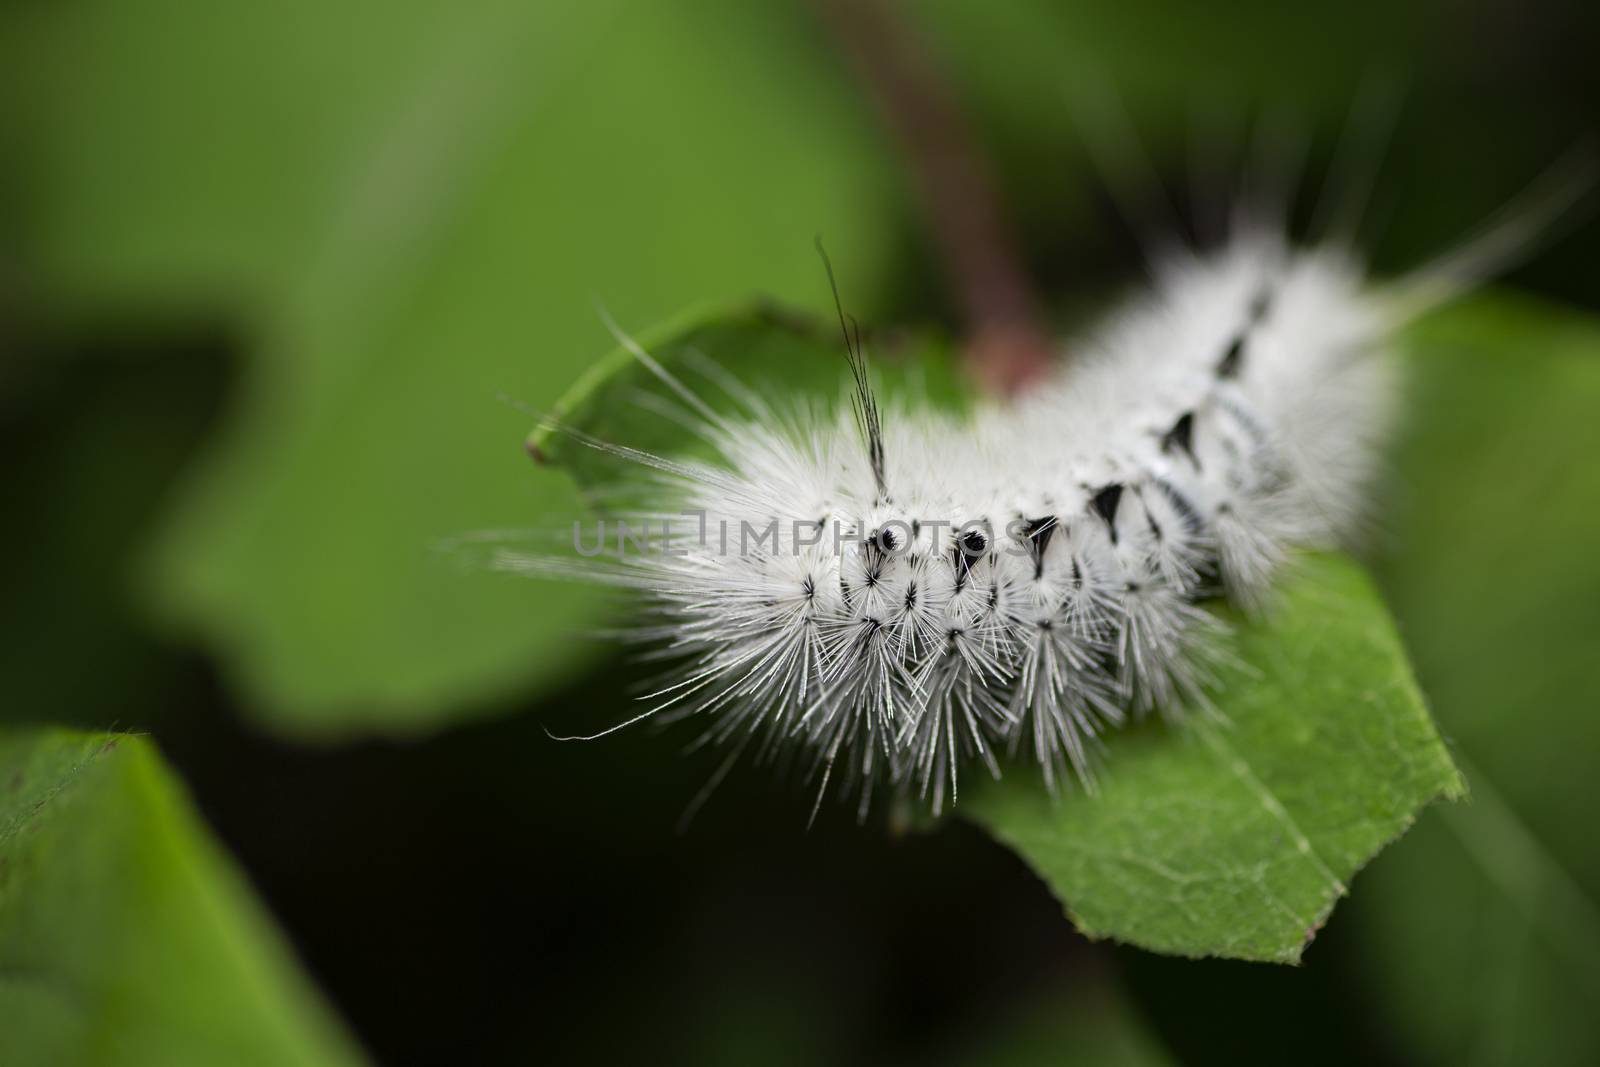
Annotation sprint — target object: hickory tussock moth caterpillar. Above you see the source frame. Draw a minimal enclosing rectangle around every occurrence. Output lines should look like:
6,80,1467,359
516,135,1589,823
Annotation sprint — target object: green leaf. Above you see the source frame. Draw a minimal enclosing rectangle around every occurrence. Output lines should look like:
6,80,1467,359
1352,294,1600,1064
962,553,1464,963
0,341,227,732
2,0,901,738
530,298,966,496
0,728,364,1066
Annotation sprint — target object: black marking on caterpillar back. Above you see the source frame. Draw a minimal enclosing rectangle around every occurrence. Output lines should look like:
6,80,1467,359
1220,394,1267,441
1020,516,1058,578
1216,335,1246,379
816,237,887,503
1090,484,1125,542
1217,286,1273,380
1159,411,1198,466
1249,285,1273,323
1142,496,1164,541
952,529,988,591
1151,477,1204,535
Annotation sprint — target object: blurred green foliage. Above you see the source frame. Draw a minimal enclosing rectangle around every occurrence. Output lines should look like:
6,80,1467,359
1355,296,1600,1065
0,730,364,1066
935,983,1175,1067
5,0,901,735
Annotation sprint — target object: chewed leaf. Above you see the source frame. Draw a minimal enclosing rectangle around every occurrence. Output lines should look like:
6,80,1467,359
0,728,365,1066
963,553,1464,964
528,297,967,500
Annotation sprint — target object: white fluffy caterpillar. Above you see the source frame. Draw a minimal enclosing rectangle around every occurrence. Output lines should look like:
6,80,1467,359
524,156,1587,821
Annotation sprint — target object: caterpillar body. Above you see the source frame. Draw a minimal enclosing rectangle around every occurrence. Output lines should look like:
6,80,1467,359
528,161,1582,821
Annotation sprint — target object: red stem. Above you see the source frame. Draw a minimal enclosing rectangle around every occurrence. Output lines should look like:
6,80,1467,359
813,0,1054,395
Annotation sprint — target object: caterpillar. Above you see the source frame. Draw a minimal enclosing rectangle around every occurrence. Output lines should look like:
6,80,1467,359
520,148,1587,822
